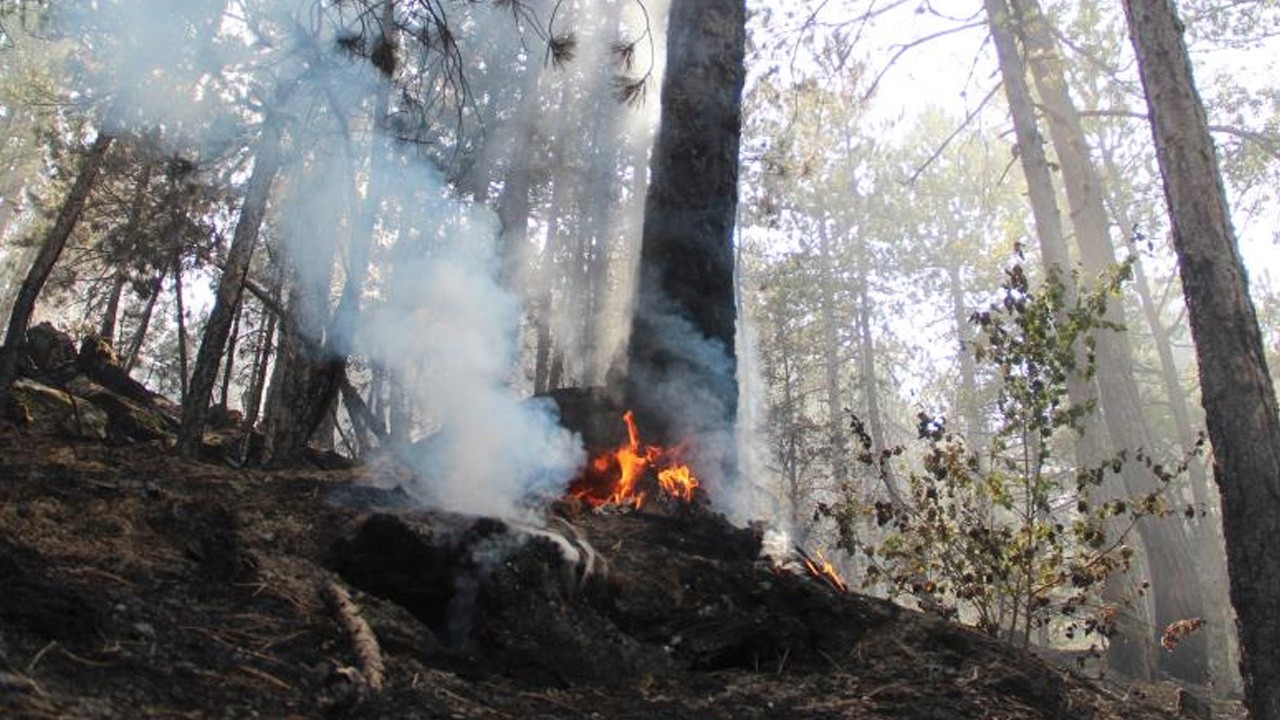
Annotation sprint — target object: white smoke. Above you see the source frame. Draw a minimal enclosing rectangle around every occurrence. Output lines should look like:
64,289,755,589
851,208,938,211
55,0,584,520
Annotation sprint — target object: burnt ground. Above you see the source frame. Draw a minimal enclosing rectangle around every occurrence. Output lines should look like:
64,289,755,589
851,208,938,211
0,428,1240,720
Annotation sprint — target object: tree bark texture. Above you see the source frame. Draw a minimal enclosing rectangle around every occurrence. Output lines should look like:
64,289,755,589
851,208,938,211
626,0,746,480
0,132,114,389
1122,2,1280,715
179,120,284,456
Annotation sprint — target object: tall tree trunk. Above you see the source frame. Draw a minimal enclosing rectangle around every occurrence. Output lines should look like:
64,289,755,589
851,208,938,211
124,266,166,373
984,0,1156,678
220,301,242,409
179,120,284,456
99,272,127,345
945,259,986,453
1013,0,1207,681
818,222,848,484
101,163,154,345
1122,2,1280,715
239,302,277,464
0,132,114,388
265,0,400,464
173,256,190,403
626,0,746,495
855,265,904,506
1100,147,1237,690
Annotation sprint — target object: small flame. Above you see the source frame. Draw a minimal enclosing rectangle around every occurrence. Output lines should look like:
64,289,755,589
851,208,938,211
800,548,848,593
568,411,699,509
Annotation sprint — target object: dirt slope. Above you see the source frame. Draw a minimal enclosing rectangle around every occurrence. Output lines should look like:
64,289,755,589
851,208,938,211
0,429,1200,719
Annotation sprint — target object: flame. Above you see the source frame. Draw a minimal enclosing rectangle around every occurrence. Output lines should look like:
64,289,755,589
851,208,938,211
568,411,699,509
801,549,848,593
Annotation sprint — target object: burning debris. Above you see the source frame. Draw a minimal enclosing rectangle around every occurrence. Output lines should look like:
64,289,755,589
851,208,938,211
566,410,700,510
797,547,849,594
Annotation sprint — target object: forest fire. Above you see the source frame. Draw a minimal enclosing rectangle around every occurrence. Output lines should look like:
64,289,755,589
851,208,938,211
567,411,700,509
798,547,848,593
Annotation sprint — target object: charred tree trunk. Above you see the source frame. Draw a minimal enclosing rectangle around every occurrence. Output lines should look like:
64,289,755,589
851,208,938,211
1122,2,1280,714
626,0,745,490
984,0,1156,679
1013,0,1207,681
179,120,284,456
0,132,114,389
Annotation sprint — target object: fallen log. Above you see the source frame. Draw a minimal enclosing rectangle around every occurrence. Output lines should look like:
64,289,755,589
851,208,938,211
322,580,385,695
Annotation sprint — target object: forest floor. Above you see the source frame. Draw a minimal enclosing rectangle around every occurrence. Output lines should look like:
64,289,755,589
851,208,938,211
0,427,1245,720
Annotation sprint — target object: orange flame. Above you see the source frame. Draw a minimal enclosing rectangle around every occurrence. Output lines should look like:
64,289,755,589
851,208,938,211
568,411,699,509
801,549,848,593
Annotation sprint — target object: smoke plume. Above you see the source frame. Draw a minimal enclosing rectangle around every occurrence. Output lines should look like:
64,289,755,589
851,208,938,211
56,0,584,520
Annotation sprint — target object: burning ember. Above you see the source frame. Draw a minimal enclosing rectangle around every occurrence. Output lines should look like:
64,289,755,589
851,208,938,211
797,547,848,593
568,411,700,509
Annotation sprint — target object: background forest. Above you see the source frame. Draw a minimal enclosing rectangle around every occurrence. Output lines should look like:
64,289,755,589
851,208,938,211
1,0,1277,704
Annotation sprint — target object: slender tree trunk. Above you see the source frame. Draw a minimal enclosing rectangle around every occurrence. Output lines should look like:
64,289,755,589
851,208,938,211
99,272,127,345
0,132,114,389
179,120,284,456
1122,2,1280,715
102,163,154,345
946,259,985,452
855,265,904,506
220,301,242,409
818,222,848,483
984,0,1156,678
387,368,411,445
626,0,746,497
1014,0,1207,681
239,303,277,464
173,257,190,403
124,267,165,373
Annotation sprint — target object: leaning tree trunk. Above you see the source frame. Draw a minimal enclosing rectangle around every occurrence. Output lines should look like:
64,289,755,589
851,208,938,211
984,0,1156,679
179,120,284,456
1122,2,1280,716
625,0,746,492
0,132,114,389
1012,0,1207,682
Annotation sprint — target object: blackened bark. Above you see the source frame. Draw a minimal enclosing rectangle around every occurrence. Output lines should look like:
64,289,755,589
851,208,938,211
179,121,284,456
626,0,746,483
0,132,114,389
1122,2,1280,715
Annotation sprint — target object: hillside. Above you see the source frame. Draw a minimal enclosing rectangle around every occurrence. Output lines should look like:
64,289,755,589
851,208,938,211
0,425,1230,719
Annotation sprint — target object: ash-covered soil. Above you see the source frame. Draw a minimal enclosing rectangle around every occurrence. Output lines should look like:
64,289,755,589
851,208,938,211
0,429,1225,719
